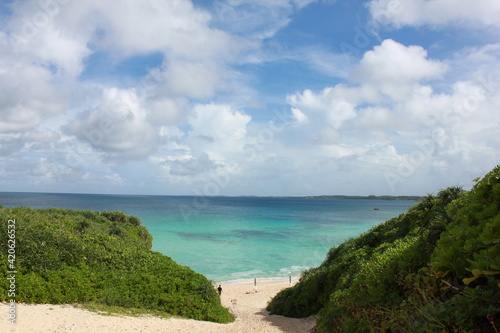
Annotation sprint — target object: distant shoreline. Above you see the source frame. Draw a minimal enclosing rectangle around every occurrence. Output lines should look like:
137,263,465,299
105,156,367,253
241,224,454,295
300,195,421,200
0,191,422,201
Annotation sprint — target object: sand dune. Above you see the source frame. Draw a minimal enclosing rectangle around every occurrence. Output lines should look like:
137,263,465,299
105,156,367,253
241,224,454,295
3,279,315,333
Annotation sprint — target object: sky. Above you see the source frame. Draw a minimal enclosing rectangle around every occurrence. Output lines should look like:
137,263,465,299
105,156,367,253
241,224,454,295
0,0,499,196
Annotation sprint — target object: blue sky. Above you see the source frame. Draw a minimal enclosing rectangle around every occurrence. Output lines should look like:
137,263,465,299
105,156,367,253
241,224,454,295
0,0,499,196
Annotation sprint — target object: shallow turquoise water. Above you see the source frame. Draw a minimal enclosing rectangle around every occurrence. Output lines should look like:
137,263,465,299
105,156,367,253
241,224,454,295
0,193,415,282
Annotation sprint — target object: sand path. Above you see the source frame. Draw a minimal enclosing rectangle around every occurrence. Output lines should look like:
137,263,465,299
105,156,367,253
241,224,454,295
2,279,315,333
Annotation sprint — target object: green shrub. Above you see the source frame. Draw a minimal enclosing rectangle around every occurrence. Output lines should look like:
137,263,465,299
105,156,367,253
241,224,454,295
0,208,233,323
268,166,499,332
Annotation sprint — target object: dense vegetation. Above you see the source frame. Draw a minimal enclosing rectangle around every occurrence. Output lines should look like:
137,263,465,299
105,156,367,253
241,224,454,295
268,166,500,332
0,208,233,323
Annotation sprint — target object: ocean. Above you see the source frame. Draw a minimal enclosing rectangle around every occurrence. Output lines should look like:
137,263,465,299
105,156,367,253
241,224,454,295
0,192,416,282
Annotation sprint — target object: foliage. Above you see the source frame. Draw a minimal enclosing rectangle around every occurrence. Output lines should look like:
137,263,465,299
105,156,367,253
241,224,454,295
0,208,233,323
268,166,500,332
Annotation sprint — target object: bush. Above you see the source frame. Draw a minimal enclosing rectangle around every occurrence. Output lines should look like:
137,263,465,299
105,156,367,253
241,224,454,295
0,208,233,323
268,166,499,332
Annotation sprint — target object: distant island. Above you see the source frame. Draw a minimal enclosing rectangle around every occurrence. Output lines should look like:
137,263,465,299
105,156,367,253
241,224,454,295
232,194,422,200
301,195,421,200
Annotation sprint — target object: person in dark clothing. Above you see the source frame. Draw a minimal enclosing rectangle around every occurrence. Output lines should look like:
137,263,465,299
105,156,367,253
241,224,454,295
217,285,222,296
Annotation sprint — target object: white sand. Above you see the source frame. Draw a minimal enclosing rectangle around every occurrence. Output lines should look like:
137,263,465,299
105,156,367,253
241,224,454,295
2,279,315,333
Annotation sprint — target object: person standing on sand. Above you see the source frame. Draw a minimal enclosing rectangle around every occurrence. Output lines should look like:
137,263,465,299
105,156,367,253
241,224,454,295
217,285,222,296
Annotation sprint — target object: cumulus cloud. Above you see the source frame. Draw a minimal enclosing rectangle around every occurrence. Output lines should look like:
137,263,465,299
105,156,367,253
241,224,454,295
168,153,221,177
0,0,498,195
91,0,237,59
284,39,500,193
0,0,289,193
146,98,187,126
0,136,25,156
1,0,248,130
354,39,446,82
351,39,447,98
64,88,157,160
287,83,377,131
23,128,61,150
187,103,252,158
162,59,223,99
368,0,500,28
0,34,67,133
147,103,252,185
291,108,308,123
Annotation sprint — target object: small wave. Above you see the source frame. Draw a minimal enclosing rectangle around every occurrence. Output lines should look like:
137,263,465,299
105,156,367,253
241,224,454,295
279,265,310,275
229,269,264,279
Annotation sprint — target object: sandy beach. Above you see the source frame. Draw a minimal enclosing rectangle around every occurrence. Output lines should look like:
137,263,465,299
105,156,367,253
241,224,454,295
2,278,315,333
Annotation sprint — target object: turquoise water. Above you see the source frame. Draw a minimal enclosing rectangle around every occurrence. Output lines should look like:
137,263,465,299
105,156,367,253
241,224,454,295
0,193,416,282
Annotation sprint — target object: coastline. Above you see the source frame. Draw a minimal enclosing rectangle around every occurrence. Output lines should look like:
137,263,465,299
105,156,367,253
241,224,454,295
0,194,415,284
4,278,314,333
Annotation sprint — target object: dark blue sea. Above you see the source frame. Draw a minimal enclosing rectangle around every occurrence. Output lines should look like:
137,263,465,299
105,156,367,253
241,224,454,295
0,192,416,282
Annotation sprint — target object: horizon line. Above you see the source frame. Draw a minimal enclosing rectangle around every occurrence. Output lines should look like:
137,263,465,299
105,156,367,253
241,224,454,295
0,191,423,200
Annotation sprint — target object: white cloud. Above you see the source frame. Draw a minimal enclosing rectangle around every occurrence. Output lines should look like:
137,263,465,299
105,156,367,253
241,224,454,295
51,0,239,59
287,83,377,130
0,0,264,193
168,153,221,177
162,60,223,99
356,106,393,131
148,103,252,186
351,39,447,98
282,39,500,193
209,0,315,39
354,39,446,82
368,0,500,28
445,44,500,84
23,128,61,150
63,88,157,160
0,0,253,158
0,35,67,133
2,0,249,121
147,98,187,126
0,136,25,156
5,1,91,77
187,103,252,158
291,108,308,123
0,1,498,196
